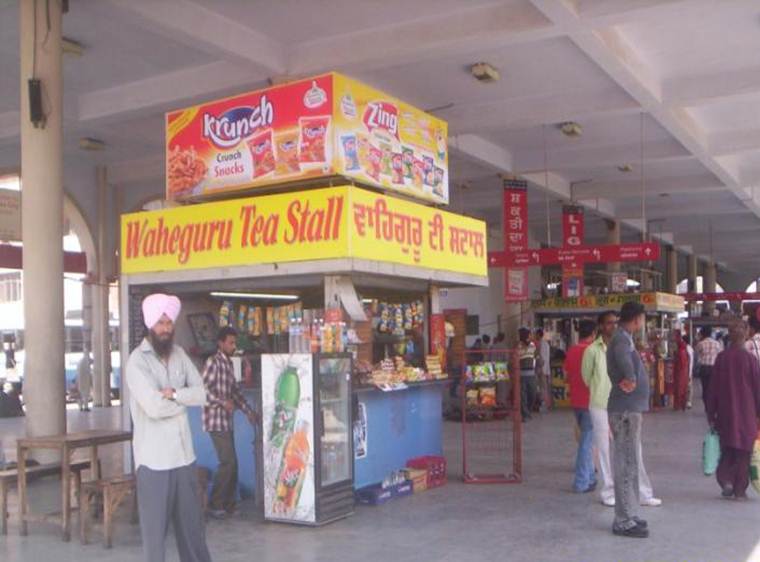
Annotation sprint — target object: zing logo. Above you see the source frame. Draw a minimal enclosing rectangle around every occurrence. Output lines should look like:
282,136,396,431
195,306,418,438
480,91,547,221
202,95,274,149
363,101,399,140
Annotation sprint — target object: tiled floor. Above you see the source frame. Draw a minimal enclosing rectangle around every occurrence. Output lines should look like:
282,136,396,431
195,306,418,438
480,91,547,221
1,402,759,562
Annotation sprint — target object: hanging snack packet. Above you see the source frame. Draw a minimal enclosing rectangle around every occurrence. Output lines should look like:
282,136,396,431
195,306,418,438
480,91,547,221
402,147,414,179
274,128,300,176
412,159,425,189
391,153,404,185
433,167,445,196
379,143,393,177
238,305,248,331
423,156,435,186
299,116,330,163
367,147,383,180
266,307,275,335
247,307,256,336
341,134,360,171
219,301,232,327
247,129,275,179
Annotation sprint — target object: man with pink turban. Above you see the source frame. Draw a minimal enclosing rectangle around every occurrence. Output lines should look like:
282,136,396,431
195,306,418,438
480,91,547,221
126,293,212,562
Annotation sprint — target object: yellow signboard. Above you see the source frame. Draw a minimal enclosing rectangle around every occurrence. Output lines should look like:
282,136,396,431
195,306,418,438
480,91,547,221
166,73,449,205
531,292,685,314
121,186,486,277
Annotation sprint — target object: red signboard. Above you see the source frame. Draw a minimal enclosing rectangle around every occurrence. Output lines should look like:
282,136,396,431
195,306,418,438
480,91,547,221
562,206,584,249
502,179,529,302
682,292,760,302
561,205,585,297
488,242,660,268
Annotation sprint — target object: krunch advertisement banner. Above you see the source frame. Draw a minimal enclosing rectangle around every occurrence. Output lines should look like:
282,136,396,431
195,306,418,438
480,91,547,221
121,186,486,277
165,73,449,205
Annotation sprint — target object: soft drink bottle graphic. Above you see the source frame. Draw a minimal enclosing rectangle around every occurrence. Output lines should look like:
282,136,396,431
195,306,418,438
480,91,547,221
274,421,310,514
270,363,301,448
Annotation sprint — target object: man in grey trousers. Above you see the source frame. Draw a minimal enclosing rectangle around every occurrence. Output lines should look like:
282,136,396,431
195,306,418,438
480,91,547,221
127,293,212,562
606,301,651,539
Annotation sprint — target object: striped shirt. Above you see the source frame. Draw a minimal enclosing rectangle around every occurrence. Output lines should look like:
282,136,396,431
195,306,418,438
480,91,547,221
202,351,255,433
696,337,723,367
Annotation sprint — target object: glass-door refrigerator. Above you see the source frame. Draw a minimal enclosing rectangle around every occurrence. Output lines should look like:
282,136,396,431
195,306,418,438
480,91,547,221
261,353,354,525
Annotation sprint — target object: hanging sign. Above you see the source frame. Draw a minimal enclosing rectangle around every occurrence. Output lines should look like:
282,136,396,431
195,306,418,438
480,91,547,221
561,205,585,297
502,179,529,302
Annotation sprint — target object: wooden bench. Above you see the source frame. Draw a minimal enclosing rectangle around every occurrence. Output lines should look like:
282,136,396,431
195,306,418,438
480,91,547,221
0,460,91,535
80,476,136,549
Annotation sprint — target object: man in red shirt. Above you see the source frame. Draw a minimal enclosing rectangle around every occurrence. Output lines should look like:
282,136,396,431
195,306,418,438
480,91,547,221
564,319,597,493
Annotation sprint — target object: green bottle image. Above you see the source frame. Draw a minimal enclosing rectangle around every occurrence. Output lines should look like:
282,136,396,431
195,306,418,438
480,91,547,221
270,364,301,448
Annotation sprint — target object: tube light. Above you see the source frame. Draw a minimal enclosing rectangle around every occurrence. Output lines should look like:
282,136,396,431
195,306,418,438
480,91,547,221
210,291,298,301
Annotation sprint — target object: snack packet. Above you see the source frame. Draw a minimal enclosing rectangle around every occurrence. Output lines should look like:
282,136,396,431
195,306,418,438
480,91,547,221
391,153,404,185
247,129,275,178
341,134,360,171
299,116,330,163
274,128,300,176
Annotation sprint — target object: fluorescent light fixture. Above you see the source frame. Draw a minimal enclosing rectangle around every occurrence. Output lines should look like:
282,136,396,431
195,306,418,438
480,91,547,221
210,291,298,301
626,279,641,288
0,174,20,191
62,37,85,57
361,298,374,304
79,137,106,151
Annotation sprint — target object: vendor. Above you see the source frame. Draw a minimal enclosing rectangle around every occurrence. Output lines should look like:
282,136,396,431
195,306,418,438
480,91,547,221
202,326,260,519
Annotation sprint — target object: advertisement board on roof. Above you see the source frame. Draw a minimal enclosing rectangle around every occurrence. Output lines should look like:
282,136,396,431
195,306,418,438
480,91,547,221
165,73,448,205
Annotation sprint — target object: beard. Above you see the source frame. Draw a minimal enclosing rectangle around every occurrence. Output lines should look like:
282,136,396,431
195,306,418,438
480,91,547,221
148,329,174,357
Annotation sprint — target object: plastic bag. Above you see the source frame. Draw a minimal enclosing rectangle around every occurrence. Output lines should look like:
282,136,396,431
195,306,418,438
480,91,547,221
703,429,720,476
751,439,760,493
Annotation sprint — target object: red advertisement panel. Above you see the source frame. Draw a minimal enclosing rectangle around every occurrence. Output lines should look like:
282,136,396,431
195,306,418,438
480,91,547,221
502,179,529,302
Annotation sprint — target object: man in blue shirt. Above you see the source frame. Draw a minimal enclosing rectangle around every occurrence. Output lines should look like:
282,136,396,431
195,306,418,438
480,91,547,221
606,301,650,538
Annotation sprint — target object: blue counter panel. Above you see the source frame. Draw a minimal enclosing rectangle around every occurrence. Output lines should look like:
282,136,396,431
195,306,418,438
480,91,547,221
187,407,257,499
187,384,443,496
353,384,443,489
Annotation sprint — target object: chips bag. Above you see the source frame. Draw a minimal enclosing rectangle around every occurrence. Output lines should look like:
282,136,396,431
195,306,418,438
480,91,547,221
299,116,330,163
274,128,300,176
247,129,275,178
341,134,360,171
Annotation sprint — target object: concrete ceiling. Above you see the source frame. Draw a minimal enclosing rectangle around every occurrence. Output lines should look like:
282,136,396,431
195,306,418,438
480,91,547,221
1,0,759,279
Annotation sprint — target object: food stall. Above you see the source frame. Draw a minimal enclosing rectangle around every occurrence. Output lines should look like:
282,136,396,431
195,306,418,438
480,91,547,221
119,74,488,525
531,292,685,408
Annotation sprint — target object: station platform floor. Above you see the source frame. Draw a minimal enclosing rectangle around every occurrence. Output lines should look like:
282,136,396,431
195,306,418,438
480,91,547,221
1,402,759,562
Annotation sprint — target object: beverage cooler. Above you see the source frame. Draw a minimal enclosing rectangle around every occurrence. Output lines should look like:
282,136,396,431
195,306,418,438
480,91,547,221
261,353,354,525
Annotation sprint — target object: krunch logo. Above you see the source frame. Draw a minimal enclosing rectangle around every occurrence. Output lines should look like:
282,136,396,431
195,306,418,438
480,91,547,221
363,101,399,140
202,96,274,149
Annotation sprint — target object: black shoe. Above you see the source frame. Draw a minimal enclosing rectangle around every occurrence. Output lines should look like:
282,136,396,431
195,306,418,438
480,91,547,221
633,517,648,529
613,525,649,538
721,485,734,498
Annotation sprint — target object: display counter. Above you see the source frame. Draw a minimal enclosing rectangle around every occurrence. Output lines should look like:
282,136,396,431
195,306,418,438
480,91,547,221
353,379,448,489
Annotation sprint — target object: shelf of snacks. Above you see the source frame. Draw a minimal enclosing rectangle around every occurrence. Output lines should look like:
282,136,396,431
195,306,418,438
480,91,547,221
353,355,448,393
464,362,510,385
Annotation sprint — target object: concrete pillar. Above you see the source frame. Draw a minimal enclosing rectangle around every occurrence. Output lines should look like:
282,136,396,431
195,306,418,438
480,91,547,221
92,166,111,407
688,255,698,292
666,247,678,294
704,261,717,316
20,0,66,448
606,219,621,273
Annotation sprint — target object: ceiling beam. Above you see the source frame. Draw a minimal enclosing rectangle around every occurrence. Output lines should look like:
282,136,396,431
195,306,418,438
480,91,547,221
289,2,560,75
709,128,760,157
663,64,760,108
78,61,266,123
573,173,726,200
106,0,286,72
529,0,760,229
449,134,514,175
514,140,690,172
442,87,638,133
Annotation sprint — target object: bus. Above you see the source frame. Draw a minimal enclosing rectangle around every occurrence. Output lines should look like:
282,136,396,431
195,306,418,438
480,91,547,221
0,319,122,401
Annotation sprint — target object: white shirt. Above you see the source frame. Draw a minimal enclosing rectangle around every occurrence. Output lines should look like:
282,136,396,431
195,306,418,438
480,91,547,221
746,334,760,365
686,344,694,379
127,339,207,470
